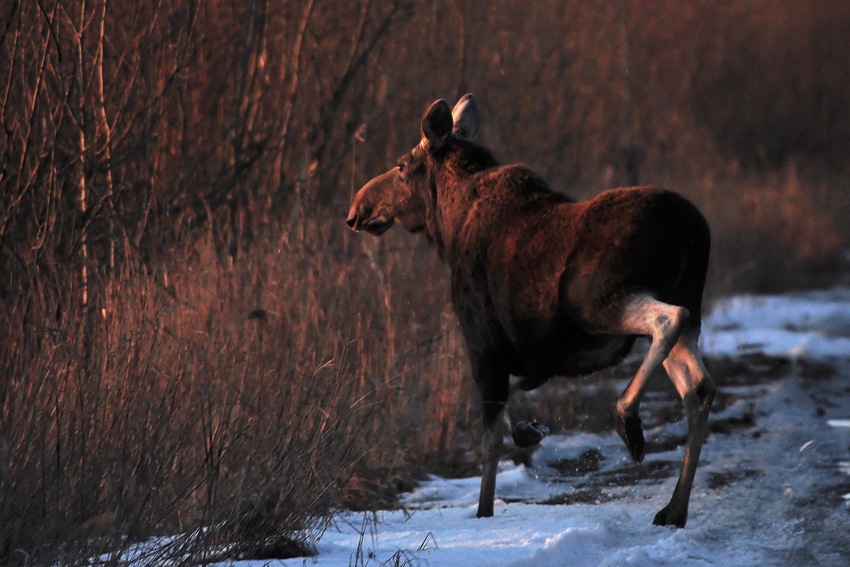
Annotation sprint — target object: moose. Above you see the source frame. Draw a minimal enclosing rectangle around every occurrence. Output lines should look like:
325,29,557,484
347,94,716,528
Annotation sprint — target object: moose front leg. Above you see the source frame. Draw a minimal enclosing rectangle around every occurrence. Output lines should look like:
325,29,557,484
478,413,504,518
472,355,510,518
503,392,550,448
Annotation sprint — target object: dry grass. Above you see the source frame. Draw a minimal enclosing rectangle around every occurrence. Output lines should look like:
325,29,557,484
675,164,849,296
0,201,476,564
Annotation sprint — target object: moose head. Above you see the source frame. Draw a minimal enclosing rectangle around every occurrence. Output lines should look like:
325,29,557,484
346,94,482,236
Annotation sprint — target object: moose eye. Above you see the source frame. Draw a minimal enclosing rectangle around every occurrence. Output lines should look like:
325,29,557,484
396,162,405,173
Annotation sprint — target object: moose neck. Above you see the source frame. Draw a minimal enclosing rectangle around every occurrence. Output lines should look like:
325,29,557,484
428,139,499,263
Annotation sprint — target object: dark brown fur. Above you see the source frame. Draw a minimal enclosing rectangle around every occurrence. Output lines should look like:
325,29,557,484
347,95,716,527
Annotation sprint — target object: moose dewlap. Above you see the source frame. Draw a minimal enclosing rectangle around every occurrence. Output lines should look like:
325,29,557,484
347,94,715,528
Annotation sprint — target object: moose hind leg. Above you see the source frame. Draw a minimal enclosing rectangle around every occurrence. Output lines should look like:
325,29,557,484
654,332,716,528
612,295,688,463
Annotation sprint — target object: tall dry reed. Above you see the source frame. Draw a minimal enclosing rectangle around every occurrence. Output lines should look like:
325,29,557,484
0,196,474,564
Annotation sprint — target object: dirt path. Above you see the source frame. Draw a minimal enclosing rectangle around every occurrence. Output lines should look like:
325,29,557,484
696,360,850,565
544,357,850,565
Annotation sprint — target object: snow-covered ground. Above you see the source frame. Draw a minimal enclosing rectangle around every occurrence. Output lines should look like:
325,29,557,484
284,384,850,566
702,288,850,360
135,289,850,566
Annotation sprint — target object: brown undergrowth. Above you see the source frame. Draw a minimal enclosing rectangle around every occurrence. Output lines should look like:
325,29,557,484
0,209,475,563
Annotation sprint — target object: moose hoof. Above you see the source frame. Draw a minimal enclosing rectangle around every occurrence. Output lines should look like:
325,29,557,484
511,421,550,448
652,505,687,528
615,412,645,463
476,507,494,518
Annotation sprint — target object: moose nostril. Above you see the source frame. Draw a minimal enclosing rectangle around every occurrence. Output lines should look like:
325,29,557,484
346,214,357,228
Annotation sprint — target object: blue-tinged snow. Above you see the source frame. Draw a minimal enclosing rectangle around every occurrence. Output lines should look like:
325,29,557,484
702,288,850,359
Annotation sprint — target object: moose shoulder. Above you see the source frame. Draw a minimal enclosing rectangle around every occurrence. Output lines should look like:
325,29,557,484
347,94,716,528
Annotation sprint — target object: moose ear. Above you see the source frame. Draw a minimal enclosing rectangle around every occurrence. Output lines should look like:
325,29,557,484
421,99,453,152
451,93,480,141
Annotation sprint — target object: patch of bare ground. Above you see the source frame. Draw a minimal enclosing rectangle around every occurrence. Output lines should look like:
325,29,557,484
706,355,840,389
644,434,688,455
705,354,794,386
203,536,317,564
537,459,679,506
539,460,678,506
539,488,615,506
588,460,680,487
797,359,839,381
706,468,762,490
550,449,603,477
710,410,757,435
550,458,680,489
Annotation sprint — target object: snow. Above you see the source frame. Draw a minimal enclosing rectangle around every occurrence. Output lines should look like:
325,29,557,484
702,288,850,359
131,288,850,566
299,504,756,567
